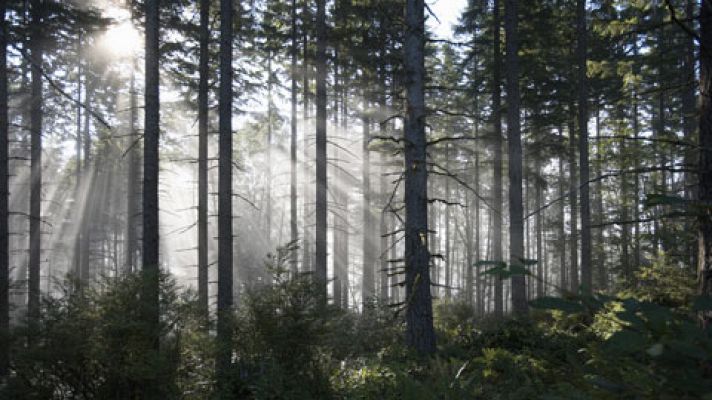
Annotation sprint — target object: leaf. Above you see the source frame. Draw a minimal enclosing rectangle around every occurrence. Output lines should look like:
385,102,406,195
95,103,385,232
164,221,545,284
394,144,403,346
517,257,538,266
474,260,507,268
605,330,646,354
530,297,585,313
509,264,531,276
693,296,712,312
480,266,509,277
644,194,688,208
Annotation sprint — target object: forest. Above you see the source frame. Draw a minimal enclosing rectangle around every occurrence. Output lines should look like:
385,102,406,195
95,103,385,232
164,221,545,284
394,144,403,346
0,0,711,398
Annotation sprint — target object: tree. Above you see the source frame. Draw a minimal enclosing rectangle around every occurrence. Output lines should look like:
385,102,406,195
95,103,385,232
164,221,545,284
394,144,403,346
197,0,210,322
290,0,298,274
0,0,8,378
403,0,435,354
492,0,504,317
217,0,234,388
28,0,44,332
314,0,327,301
577,0,591,295
505,0,526,316
698,0,712,327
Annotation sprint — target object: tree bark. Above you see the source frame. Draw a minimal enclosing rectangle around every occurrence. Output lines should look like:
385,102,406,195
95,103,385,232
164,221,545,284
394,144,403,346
0,0,8,377
492,0,504,317
697,0,712,327
362,110,374,306
568,113,579,292
290,0,298,273
28,0,43,331
404,0,436,354
577,0,591,295
197,0,209,320
216,0,234,386
314,0,327,301
505,0,526,316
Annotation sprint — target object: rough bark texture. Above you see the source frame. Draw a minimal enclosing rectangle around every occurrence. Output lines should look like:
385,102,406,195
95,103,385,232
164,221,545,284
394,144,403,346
404,0,436,354
217,0,234,385
505,0,526,316
577,0,591,295
492,0,504,317
315,0,327,301
28,0,43,330
0,0,8,377
698,0,712,327
197,0,209,321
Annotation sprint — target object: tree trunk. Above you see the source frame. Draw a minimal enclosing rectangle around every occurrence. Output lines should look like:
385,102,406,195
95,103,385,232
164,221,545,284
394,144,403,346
558,127,567,293
535,159,543,298
197,0,209,320
126,63,139,275
505,0,526,316
577,0,591,295
362,110,374,306
314,0,327,301
697,0,712,327
568,113,579,292
492,0,504,317
684,0,697,269
0,0,8,377
216,0,234,386
404,0,436,354
290,0,298,273
28,0,43,331
595,109,606,290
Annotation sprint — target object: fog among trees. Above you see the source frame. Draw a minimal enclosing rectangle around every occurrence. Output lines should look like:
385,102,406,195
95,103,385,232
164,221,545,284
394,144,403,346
0,0,711,398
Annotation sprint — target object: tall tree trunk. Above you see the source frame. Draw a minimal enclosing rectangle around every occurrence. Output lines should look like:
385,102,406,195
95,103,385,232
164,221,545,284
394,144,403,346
0,0,8,377
362,110,374,305
492,0,504,317
197,0,209,320
505,0,526,316
126,63,138,275
266,51,273,245
28,0,43,331
697,0,712,327
684,0,697,269
577,0,591,295
301,6,312,273
379,152,389,302
444,143,451,299
568,113,579,292
404,0,436,354
290,0,298,273
558,127,567,293
74,34,83,278
216,0,234,387
141,0,161,395
536,159,543,298
595,109,606,290
314,0,327,301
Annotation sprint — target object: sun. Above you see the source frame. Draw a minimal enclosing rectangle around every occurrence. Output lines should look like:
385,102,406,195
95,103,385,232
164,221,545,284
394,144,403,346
98,7,142,59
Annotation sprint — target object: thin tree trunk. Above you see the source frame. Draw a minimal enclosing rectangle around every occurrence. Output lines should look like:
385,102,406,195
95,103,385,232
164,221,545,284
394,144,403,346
505,0,526,316
444,143,451,299
216,0,234,388
697,0,712,327
197,0,209,319
0,0,8,377
683,0,697,269
266,51,273,244
568,113,579,292
362,110,374,306
492,0,504,317
558,127,567,293
536,159,543,298
290,0,298,273
404,0,436,354
595,108,606,290
577,0,591,295
314,0,327,301
126,63,138,275
28,0,43,331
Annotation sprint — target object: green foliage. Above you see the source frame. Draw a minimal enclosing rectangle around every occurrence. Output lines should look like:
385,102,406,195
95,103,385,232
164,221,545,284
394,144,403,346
2,272,197,399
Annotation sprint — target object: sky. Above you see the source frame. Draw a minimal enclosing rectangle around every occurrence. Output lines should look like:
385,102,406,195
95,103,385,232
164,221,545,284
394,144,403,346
427,0,468,39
